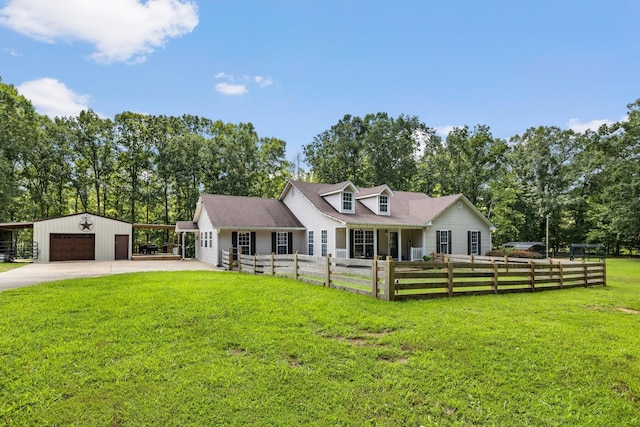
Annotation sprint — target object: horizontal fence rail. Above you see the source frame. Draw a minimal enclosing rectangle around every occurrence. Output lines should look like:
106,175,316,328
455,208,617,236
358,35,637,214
0,241,39,261
220,249,606,302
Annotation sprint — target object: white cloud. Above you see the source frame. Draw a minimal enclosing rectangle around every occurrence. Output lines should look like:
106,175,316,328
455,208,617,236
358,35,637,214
17,78,90,117
567,118,614,133
3,47,22,56
215,82,248,96
254,76,273,87
214,71,274,95
434,125,456,137
0,0,199,64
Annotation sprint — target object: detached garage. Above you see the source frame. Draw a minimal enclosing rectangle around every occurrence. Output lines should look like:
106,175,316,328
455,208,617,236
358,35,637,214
34,213,132,263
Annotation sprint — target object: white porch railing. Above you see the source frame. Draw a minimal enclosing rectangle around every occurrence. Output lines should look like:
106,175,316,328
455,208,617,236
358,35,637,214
335,248,348,259
410,247,423,261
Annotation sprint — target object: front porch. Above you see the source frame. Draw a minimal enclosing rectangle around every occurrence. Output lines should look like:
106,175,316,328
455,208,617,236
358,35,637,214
334,227,426,261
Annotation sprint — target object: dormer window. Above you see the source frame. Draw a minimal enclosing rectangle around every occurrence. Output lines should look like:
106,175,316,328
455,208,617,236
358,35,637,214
379,195,389,214
342,192,353,212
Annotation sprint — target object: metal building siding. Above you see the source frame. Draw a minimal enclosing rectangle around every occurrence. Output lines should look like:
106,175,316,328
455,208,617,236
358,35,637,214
34,214,132,263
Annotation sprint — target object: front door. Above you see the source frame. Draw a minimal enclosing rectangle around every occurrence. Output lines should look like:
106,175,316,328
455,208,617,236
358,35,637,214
389,232,398,259
115,234,129,260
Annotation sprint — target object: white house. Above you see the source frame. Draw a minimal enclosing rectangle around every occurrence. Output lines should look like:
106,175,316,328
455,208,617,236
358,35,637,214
176,194,306,266
280,180,494,261
178,181,495,266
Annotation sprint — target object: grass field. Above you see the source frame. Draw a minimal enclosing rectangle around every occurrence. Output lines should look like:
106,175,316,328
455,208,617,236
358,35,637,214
1,259,639,425
0,262,26,273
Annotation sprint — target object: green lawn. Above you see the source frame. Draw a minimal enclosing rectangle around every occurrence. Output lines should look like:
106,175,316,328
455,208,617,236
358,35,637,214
0,262,27,273
1,259,639,426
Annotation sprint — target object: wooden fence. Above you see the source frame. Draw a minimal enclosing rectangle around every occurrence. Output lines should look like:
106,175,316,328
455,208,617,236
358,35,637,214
220,250,606,301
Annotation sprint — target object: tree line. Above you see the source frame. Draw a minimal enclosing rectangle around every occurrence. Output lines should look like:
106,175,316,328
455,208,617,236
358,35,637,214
1,78,639,254
0,79,292,230
303,106,640,255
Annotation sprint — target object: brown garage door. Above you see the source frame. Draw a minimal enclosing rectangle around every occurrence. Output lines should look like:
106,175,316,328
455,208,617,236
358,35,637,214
50,234,95,261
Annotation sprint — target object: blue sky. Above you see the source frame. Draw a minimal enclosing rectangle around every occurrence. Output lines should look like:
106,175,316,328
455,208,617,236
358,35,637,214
1,0,638,162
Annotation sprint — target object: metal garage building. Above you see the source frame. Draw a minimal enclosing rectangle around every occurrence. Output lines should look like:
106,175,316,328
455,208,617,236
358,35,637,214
33,213,132,263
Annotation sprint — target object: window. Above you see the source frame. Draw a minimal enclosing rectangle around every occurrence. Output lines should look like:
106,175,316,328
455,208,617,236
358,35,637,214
209,231,213,248
468,231,481,255
238,232,251,255
354,229,374,258
276,232,288,254
379,195,388,214
437,230,451,254
308,231,314,256
200,232,203,247
342,192,353,212
321,230,328,257
205,231,208,248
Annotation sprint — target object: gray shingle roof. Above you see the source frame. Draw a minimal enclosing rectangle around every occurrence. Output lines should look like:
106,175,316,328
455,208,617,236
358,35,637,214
175,221,199,232
199,194,304,229
355,184,394,198
286,181,463,227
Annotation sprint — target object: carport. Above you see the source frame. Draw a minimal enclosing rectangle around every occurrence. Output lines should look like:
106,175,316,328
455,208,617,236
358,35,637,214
0,221,35,262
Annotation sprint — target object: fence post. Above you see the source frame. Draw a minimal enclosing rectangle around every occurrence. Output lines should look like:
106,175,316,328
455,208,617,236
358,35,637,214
325,254,332,287
294,251,299,281
371,256,379,298
602,261,607,287
271,252,275,275
558,261,564,288
491,259,499,294
446,261,454,297
583,259,588,287
528,260,535,291
238,252,242,273
383,256,395,301
253,253,257,274
229,247,234,271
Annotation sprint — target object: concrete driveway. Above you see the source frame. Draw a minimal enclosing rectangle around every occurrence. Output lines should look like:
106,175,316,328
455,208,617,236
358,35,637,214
0,260,223,291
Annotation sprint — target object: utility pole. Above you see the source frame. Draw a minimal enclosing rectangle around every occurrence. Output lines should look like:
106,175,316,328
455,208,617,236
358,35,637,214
546,213,550,258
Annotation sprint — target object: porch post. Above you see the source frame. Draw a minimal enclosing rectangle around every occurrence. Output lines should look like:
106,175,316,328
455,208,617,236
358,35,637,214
345,227,350,258
181,232,185,259
398,229,403,261
373,228,378,258
422,229,428,259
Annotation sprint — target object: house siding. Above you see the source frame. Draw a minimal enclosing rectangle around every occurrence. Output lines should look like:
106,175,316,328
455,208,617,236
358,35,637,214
323,193,342,213
358,196,379,215
425,203,492,255
196,209,218,265
282,187,341,255
34,213,132,263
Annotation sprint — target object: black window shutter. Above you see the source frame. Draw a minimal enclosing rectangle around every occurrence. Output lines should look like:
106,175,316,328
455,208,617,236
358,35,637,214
231,232,237,260
467,231,471,255
288,232,293,254
250,232,256,255
271,232,276,253
477,231,482,255
436,231,441,252
448,230,452,254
